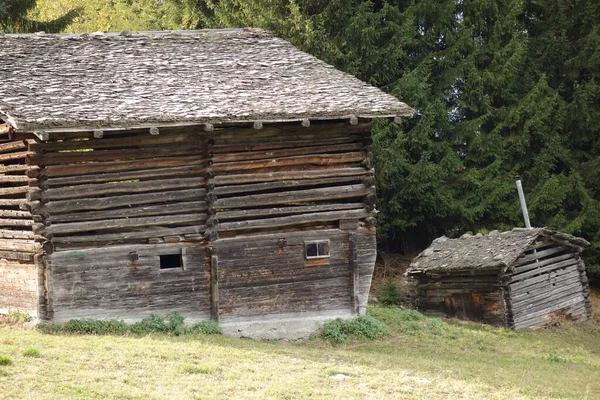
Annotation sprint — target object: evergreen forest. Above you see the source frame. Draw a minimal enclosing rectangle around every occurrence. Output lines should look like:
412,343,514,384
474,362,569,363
2,0,599,274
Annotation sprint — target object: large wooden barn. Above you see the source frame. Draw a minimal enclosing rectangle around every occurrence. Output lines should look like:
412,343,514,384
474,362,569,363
0,29,412,338
407,228,593,329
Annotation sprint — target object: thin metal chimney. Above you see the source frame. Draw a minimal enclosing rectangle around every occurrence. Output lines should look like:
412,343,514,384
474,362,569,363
515,175,532,229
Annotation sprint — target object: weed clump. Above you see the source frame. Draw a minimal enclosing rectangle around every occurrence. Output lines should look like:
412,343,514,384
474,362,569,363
22,348,41,358
39,312,222,337
320,315,388,345
377,280,406,306
0,356,12,366
368,306,464,338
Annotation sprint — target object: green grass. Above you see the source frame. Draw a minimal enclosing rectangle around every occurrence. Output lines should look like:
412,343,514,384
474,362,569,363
0,305,599,399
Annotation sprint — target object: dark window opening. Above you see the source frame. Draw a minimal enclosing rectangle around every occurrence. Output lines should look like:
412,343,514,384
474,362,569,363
160,254,182,270
305,240,330,259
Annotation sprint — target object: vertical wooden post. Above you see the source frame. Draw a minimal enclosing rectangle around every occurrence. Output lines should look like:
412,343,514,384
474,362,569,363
210,254,219,322
349,233,359,315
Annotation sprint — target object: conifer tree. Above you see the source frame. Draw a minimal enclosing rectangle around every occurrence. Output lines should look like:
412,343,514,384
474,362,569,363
0,0,80,33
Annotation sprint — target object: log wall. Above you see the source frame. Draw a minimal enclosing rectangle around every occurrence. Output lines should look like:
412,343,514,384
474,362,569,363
506,239,592,329
411,271,507,326
0,123,39,315
13,120,378,322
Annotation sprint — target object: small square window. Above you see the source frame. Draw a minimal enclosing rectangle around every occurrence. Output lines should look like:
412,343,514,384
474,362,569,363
305,240,330,259
160,254,182,270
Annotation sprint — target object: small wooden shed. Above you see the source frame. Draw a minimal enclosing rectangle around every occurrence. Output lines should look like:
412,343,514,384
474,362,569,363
407,228,593,329
0,29,413,338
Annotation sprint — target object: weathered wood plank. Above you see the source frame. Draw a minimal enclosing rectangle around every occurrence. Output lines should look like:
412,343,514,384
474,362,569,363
31,144,207,165
212,152,364,172
211,255,219,322
43,177,206,201
213,167,369,186
0,199,26,206
44,188,206,213
0,151,28,162
218,203,364,221
0,241,41,253
509,258,579,283
0,209,31,218
512,252,576,274
0,250,34,261
0,141,26,154
513,246,573,267
212,143,363,163
51,226,207,247
0,175,30,183
0,185,28,196
214,184,370,209
44,155,208,178
49,201,207,223
214,176,362,196
47,165,205,187
0,164,36,174
217,209,373,232
0,229,38,240
43,213,208,235
29,132,200,152
0,218,32,227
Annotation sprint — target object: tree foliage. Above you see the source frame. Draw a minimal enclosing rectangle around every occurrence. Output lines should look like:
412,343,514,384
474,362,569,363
0,0,80,32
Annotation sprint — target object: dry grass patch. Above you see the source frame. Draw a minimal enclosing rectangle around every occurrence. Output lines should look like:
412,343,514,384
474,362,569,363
0,307,599,399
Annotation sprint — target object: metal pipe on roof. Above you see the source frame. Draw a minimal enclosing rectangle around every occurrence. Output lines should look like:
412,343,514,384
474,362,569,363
515,176,532,229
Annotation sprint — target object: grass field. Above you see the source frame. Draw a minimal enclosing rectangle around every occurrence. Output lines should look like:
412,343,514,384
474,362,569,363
1,290,599,399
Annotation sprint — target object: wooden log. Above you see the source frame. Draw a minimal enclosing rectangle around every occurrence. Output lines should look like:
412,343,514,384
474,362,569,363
511,277,584,307
218,203,364,220
212,143,363,163
0,185,28,196
0,209,31,218
52,226,207,246
0,240,41,253
44,188,206,213
0,151,28,162
42,213,208,235
211,255,219,322
0,218,32,227
49,201,208,223
212,152,364,172
511,252,576,274
350,233,360,315
29,145,207,166
44,155,208,178
0,175,31,183
212,135,366,154
46,165,205,187
43,177,207,201
0,199,26,206
0,229,38,239
214,184,371,209
513,246,573,267
509,258,579,283
0,140,27,153
0,250,34,261
214,168,370,186
0,123,13,135
218,209,373,232
0,164,37,174
29,132,201,152
215,176,362,196
212,122,370,144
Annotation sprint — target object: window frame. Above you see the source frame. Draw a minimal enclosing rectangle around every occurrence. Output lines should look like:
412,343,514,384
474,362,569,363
304,240,330,259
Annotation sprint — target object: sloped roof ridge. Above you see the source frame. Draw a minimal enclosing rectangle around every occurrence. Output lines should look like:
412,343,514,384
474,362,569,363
408,227,589,274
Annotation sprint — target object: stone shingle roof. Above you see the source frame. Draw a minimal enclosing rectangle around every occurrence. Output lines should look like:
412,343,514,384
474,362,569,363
0,29,413,131
408,228,589,274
